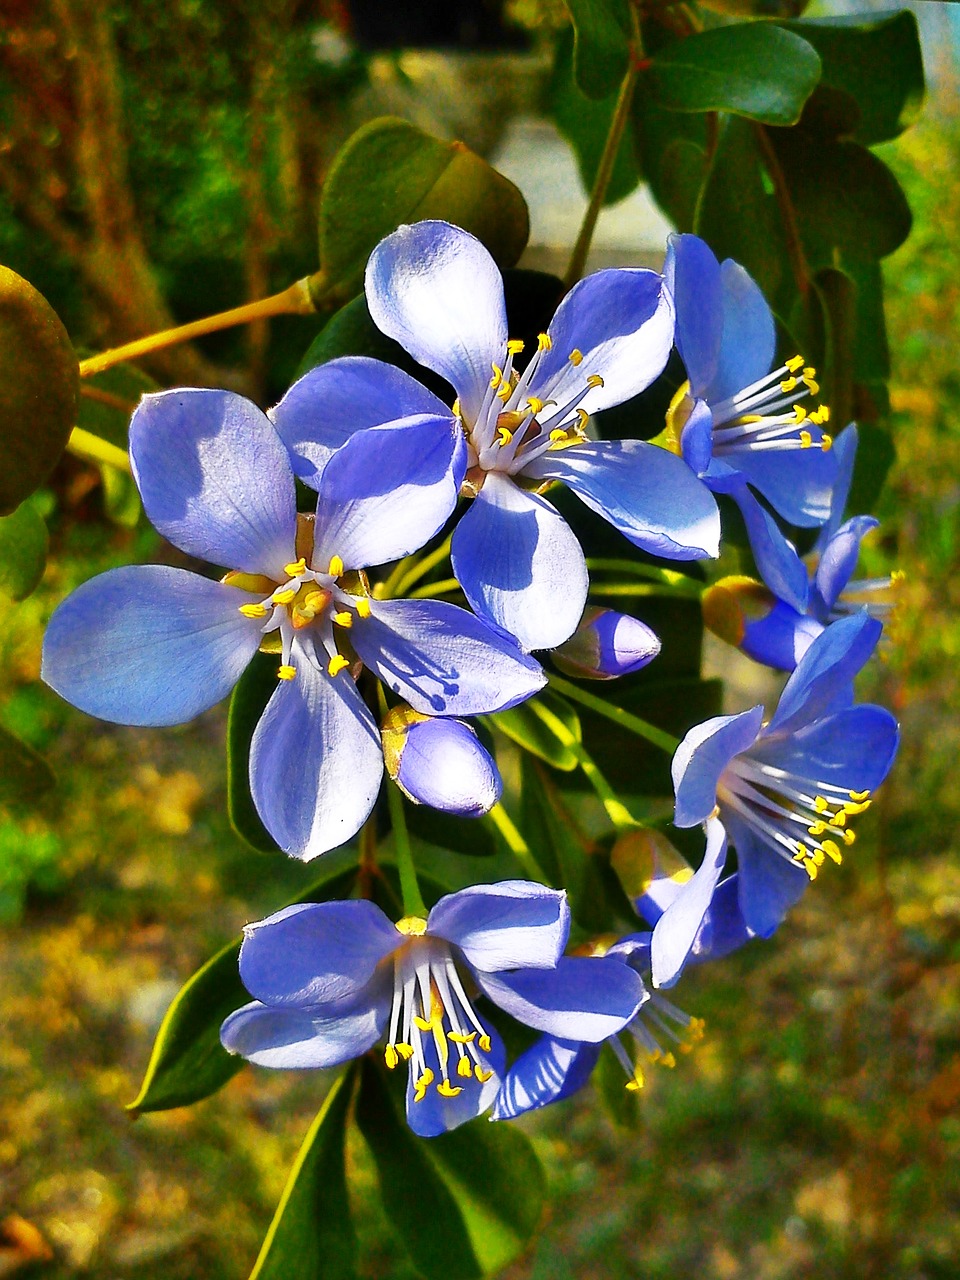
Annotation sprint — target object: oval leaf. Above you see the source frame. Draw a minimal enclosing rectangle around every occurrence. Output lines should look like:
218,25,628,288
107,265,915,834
228,651,282,853
0,497,48,602
565,0,634,101
0,266,78,514
317,117,529,303
489,690,582,772
647,24,821,126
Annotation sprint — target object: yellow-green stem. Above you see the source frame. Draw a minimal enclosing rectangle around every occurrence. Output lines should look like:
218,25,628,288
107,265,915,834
487,804,551,884
67,426,132,473
386,535,453,599
377,686,427,917
530,699,638,831
549,674,680,755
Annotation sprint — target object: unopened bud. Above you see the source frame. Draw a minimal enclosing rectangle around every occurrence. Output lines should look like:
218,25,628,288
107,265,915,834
701,576,775,647
551,607,660,680
381,706,502,818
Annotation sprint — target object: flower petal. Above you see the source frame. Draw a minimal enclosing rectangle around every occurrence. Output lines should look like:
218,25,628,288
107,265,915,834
450,472,588,652
814,516,878,610
816,424,858,550
41,565,261,727
250,643,384,860
392,717,502,817
311,416,465,571
238,899,400,1008
741,599,824,672
220,995,389,1069
723,808,808,938
405,1021,506,1137
129,389,297,577
491,1036,600,1120
766,612,881,735
427,881,569,972
730,439,838,528
478,955,644,1043
752,704,899,797
664,233,723,399
679,397,716,477
672,706,765,828
688,874,754,964
365,221,507,422
351,596,546,716
532,269,675,414
651,817,728,989
720,479,810,613
525,440,721,561
706,259,776,406
270,356,453,485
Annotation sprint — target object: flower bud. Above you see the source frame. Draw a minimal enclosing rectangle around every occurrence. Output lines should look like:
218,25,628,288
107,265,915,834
381,706,502,817
702,576,823,671
551,607,660,680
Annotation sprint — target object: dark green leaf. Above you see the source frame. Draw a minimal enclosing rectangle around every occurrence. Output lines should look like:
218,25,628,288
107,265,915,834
0,723,55,807
316,117,528,304
784,12,924,145
227,652,282,853
356,1060,545,1280
294,295,419,383
490,689,582,772
248,1070,357,1280
565,0,634,100
405,800,499,858
647,24,821,126
0,497,48,601
0,265,78,514
631,92,707,232
128,849,358,1113
847,423,895,516
551,28,640,206
594,1040,641,1129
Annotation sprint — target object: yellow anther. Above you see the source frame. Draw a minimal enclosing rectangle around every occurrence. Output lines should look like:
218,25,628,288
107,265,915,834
832,810,847,827
506,338,524,355
332,610,353,628
278,665,297,681
355,597,371,619
496,425,514,447
575,408,589,431
451,398,461,419
283,558,307,577
850,790,871,803
525,397,544,416
802,858,818,880
413,1069,434,1102
568,348,583,366
807,821,827,837
537,332,552,352
457,1057,474,1079
796,843,809,860
587,374,604,389
792,405,807,426
448,1031,475,1044
385,1045,399,1070
842,828,856,846
272,588,296,605
690,1018,706,1039
239,603,268,619
799,430,813,449
396,915,428,936
490,363,503,389
478,1034,492,1052
844,799,871,816
413,1014,435,1033
327,654,350,677
437,1080,463,1098
809,405,830,425
822,433,833,451
786,355,805,373
496,380,513,403
814,796,829,812
822,840,843,864
549,428,567,443
396,1042,414,1060
328,555,344,577
813,849,826,866
625,1074,644,1092
780,377,798,394
662,1052,677,1069
803,366,817,379
803,376,820,396
474,1066,494,1083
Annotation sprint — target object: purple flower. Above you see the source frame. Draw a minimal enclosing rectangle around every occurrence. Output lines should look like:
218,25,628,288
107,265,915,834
220,881,644,1137
664,233,838,613
671,613,899,938
550,606,660,680
273,220,721,652
42,389,544,860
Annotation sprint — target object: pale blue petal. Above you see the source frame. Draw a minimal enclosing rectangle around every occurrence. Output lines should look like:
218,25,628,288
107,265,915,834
705,259,776,406
814,516,878,610
664,234,722,398
270,357,453,485
651,816,728,989
311,416,465,571
491,1036,600,1119
395,718,502,817
741,600,824,672
365,221,506,422
524,440,720,561
477,955,644,1043
752,704,899,797
722,479,810,613
41,565,261,727
732,441,838,528
450,472,588,652
250,642,384,860
532,269,674,414
220,995,388,1069
679,397,715,476
405,1021,505,1137
351,597,546,715
723,808,808,938
129,389,296,577
816,424,858,550
767,612,881,735
427,881,569,973
671,706,764,827
239,899,399,1007
688,874,753,964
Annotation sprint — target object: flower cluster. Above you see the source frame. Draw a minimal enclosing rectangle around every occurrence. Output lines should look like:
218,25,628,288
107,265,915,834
41,221,900,1135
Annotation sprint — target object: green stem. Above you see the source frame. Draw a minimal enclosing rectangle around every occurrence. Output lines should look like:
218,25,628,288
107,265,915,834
487,804,551,884
549,674,680,755
530,700,637,831
408,577,459,600
563,55,640,290
377,686,427,917
78,278,316,378
387,535,453,599
67,426,132,473
753,123,811,300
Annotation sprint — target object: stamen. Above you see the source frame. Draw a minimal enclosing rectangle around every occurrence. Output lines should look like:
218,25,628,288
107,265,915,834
239,603,268,619
327,555,344,577
568,348,583,366
332,610,352,628
437,1081,463,1098
284,558,307,577
537,333,552,352
506,338,524,355
355,598,371,619
786,355,805,373
587,374,604,389
278,665,296,681
272,588,296,605
327,654,349,676
490,363,503,389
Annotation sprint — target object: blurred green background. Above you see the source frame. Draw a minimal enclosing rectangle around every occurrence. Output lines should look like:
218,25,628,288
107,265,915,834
2,2,960,1276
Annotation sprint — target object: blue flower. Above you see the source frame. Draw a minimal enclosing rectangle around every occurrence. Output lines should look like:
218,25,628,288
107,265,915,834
273,220,721,652
550,606,660,680
380,706,502,816
491,934,705,1121
705,428,903,671
664,233,839,613
42,388,545,860
220,881,644,1137
671,613,899,938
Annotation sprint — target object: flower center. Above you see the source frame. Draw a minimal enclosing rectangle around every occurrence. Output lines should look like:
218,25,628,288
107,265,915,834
383,935,495,1102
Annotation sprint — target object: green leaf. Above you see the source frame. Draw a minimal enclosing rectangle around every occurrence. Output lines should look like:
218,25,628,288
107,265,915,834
355,1060,546,1280
565,0,634,101
316,118,529,304
784,12,924,145
294,295,417,383
550,28,640,206
249,1071,357,1280
0,496,48,601
631,85,708,232
847,422,895,516
647,24,821,126
0,723,55,807
128,849,358,1113
490,689,582,772
227,652,281,853
0,265,78,514
594,1039,641,1129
